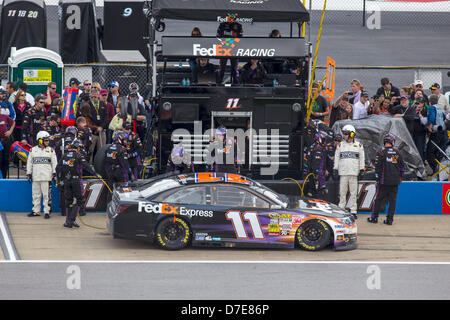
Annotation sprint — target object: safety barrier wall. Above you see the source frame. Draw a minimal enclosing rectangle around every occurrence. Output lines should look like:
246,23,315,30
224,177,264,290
0,179,448,215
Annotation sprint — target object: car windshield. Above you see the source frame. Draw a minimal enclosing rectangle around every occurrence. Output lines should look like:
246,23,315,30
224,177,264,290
248,181,288,208
139,178,181,198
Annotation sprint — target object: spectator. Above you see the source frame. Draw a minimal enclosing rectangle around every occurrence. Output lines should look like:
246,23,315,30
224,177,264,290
329,95,351,127
127,83,145,106
0,89,16,121
411,97,428,162
192,58,216,84
21,94,47,145
240,59,267,86
126,91,147,141
12,89,32,142
352,91,369,120
86,88,108,162
410,80,428,103
429,83,449,113
6,81,18,105
109,102,132,138
263,30,285,74
69,78,81,92
217,18,243,84
410,89,426,107
107,81,121,108
189,27,202,71
43,82,61,117
92,82,102,92
379,96,392,115
368,95,382,115
426,94,447,174
376,77,400,99
391,95,419,140
309,82,329,121
0,113,15,178
100,89,115,144
18,83,35,106
346,79,362,105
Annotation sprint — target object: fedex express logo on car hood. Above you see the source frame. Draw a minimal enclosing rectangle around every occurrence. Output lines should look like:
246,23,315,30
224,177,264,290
138,202,213,218
193,39,276,57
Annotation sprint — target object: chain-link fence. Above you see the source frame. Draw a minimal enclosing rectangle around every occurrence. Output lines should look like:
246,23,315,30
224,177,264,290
315,66,450,101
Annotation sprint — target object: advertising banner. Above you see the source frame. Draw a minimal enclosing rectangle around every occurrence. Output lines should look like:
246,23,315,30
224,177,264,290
162,37,306,58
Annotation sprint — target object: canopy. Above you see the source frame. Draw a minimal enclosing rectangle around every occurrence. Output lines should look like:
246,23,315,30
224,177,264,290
151,0,310,23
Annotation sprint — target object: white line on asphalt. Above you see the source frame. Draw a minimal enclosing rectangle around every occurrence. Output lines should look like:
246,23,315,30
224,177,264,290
0,214,17,261
1,260,450,264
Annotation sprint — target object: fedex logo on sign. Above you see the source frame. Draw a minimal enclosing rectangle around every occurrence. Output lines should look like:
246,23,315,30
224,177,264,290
193,44,232,57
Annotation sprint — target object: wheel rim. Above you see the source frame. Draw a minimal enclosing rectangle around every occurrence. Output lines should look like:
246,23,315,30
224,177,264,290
303,225,323,242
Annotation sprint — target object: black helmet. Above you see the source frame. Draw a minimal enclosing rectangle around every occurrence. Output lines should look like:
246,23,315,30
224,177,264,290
69,139,82,150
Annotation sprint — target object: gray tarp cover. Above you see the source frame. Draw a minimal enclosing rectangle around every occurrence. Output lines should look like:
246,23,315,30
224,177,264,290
332,114,426,180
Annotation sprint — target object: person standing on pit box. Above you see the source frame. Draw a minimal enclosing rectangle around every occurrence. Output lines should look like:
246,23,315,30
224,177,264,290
368,135,405,225
27,131,57,219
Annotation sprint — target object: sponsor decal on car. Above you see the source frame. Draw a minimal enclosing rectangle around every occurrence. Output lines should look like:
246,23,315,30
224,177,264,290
138,202,214,218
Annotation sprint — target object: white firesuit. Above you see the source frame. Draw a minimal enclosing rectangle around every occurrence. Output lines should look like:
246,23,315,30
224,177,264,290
333,139,365,213
26,145,57,214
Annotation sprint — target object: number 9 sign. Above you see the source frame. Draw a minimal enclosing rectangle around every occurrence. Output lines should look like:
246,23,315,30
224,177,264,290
122,8,133,17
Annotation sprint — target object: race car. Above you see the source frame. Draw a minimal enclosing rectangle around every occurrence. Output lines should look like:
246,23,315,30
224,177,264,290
106,172,357,251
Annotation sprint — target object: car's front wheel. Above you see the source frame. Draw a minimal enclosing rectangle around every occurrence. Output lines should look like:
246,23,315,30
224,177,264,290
296,219,331,251
155,217,192,250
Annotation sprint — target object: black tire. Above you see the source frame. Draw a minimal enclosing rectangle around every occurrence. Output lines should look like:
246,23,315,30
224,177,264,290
93,144,111,179
155,217,191,250
296,219,332,251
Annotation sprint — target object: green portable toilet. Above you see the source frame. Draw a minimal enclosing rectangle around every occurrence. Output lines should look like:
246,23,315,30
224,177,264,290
8,47,64,98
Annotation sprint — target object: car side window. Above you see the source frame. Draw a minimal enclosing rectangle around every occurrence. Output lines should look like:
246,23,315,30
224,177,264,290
156,186,208,205
212,186,269,208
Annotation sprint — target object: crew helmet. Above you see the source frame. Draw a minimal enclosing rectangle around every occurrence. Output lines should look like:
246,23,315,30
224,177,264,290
36,131,50,144
114,131,129,146
65,126,78,137
342,124,356,138
383,134,395,146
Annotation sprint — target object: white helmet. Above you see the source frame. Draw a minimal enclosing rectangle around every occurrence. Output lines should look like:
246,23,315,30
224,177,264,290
36,131,50,144
342,124,356,138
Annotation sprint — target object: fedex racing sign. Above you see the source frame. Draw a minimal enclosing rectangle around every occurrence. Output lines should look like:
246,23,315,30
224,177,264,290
193,42,275,57
162,37,305,58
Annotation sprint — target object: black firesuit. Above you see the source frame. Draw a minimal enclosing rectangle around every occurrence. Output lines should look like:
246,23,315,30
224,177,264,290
58,147,96,227
77,127,92,161
104,142,130,187
305,139,329,197
370,146,405,224
126,131,143,181
22,107,47,145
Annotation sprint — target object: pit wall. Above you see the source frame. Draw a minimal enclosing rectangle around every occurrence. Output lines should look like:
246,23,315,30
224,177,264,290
0,179,448,215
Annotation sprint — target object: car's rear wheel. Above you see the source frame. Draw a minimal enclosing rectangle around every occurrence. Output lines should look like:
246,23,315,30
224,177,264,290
296,219,331,251
155,217,191,250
